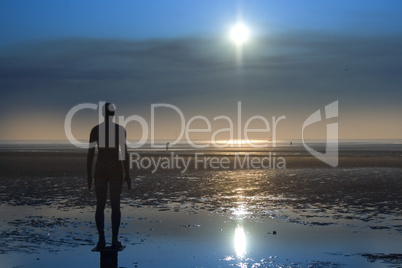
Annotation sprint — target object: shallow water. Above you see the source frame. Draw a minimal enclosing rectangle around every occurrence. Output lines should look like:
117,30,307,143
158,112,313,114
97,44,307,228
1,206,401,267
0,165,401,267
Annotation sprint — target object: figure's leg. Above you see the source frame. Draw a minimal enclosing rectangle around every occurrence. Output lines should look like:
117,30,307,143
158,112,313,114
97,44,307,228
95,178,107,246
110,179,123,246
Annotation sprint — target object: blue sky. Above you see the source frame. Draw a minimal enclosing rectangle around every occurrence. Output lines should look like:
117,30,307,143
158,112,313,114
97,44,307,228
2,0,402,45
0,0,401,140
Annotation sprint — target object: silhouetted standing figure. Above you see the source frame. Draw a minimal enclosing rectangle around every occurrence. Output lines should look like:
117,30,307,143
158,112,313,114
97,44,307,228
87,103,131,251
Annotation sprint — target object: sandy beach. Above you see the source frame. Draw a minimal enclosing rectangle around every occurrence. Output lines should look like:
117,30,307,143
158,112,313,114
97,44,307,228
0,148,401,267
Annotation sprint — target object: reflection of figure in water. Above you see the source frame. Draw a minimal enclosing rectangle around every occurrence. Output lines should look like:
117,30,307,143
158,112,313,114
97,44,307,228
87,103,131,251
166,142,169,152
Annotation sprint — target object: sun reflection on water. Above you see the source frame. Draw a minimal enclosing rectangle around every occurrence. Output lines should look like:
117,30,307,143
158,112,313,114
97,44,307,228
232,189,248,264
231,204,250,219
234,225,246,259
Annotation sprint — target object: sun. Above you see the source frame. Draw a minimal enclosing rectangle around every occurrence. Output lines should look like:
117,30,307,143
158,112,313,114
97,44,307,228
230,23,249,45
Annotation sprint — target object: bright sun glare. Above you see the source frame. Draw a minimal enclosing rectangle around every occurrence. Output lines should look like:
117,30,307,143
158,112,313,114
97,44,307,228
234,225,246,258
230,23,249,45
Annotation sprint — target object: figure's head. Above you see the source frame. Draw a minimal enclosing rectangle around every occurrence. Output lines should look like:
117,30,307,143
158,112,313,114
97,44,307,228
102,102,116,117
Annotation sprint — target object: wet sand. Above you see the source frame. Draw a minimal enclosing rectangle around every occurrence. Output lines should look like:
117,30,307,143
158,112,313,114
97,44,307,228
0,151,401,267
0,150,401,175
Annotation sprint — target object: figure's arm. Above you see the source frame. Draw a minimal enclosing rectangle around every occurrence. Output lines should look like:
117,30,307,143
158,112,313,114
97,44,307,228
123,129,131,190
87,128,96,190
